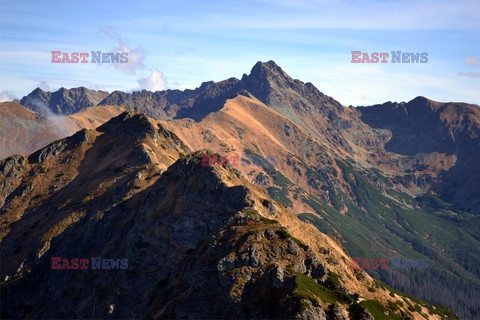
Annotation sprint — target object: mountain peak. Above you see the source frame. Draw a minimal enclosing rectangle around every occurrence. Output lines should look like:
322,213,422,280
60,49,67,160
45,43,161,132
249,60,289,80
406,96,439,112
98,111,157,142
238,60,296,104
31,87,46,94
410,96,430,105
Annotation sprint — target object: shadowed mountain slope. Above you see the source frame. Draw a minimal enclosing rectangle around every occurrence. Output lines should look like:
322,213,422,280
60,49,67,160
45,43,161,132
1,112,451,319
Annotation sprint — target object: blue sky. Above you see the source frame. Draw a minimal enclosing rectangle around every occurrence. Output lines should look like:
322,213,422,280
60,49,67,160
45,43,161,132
1,0,479,106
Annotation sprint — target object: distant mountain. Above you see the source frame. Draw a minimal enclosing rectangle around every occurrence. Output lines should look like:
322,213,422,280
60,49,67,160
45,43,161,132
19,87,109,115
358,97,480,215
0,112,449,319
97,78,242,121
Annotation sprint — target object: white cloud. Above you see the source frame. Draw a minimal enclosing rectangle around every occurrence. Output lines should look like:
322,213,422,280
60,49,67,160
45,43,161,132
0,90,17,102
137,69,167,91
26,98,70,135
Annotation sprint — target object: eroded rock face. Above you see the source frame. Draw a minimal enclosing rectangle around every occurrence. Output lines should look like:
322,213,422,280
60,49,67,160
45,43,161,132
261,198,277,215
358,310,374,320
327,304,348,320
292,300,327,320
255,172,270,186
0,155,27,208
28,129,90,164
158,125,189,151
306,256,328,282
0,155,26,177
151,202,356,320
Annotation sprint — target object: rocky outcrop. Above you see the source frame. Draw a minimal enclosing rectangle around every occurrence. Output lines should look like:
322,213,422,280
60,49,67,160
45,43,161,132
28,128,90,164
327,304,348,320
0,155,27,208
97,112,157,142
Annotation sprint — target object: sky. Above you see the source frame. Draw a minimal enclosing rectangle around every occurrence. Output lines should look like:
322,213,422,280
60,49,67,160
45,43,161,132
0,0,479,106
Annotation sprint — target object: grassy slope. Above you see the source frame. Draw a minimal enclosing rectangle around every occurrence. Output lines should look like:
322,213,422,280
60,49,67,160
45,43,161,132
298,159,480,318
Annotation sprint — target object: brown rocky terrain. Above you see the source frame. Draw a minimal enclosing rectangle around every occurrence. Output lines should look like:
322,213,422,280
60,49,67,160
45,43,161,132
3,60,479,318
16,62,479,215
0,112,450,319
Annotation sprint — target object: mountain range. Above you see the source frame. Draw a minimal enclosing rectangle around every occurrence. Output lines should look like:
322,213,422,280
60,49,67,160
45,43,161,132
1,60,479,319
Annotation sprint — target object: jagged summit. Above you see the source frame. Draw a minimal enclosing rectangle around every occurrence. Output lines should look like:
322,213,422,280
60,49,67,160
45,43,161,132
19,87,109,115
19,61,340,123
30,87,47,94
248,60,290,79
240,60,296,93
